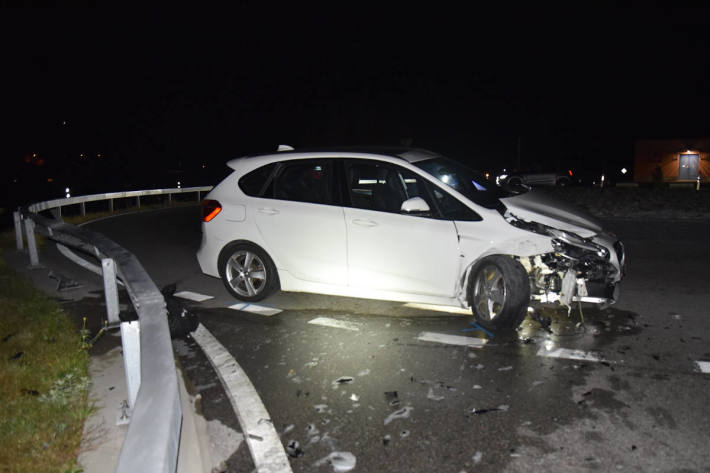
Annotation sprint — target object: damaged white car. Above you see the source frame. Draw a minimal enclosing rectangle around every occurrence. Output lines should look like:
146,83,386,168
197,147,625,332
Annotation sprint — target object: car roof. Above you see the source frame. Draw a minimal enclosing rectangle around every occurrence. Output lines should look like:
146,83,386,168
226,146,443,170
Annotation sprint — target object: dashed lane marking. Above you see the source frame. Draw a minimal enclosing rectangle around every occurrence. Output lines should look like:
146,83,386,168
191,324,292,473
174,290,214,302
308,317,360,331
536,346,605,363
696,361,710,374
228,303,282,316
416,331,487,348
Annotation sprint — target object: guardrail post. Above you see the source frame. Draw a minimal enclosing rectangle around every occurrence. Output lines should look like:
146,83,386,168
196,190,201,201
80,202,86,216
120,320,141,409
168,193,172,205
23,219,40,267
101,258,121,326
13,210,23,250
136,196,141,208
109,198,114,212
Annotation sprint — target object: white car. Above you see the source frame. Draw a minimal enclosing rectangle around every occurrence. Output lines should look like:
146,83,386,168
197,147,625,333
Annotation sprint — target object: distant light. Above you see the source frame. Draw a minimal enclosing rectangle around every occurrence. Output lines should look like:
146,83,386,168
32,153,37,158
177,181,181,189
202,164,206,168
47,178,53,183
601,174,605,182
485,172,490,179
621,167,627,175
97,153,102,158
441,175,450,184
65,187,71,198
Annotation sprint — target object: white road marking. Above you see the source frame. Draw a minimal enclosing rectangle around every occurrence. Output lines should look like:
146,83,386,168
536,346,604,363
229,303,282,316
416,331,487,348
174,290,214,302
191,324,292,473
308,317,360,331
696,361,710,373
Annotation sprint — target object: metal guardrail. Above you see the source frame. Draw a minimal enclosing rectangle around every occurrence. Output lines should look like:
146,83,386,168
14,186,212,473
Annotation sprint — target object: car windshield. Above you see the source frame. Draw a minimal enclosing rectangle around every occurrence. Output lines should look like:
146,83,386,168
414,157,519,210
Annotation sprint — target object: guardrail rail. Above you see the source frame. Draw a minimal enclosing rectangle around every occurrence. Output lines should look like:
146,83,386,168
13,186,212,473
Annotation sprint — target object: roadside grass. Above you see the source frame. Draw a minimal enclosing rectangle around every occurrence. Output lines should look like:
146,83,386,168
0,200,200,472
0,252,90,473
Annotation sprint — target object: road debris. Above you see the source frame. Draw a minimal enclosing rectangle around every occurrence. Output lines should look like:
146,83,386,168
313,451,357,472
384,406,413,425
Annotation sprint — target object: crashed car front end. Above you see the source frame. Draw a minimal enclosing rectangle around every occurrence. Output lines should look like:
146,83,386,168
506,213,625,308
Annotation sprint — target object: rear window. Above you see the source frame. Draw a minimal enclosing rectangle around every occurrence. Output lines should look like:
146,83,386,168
238,163,277,196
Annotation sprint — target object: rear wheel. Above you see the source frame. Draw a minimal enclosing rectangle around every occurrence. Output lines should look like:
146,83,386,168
469,255,530,333
218,242,279,301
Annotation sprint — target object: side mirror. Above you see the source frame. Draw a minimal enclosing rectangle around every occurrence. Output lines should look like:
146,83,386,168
400,196,430,213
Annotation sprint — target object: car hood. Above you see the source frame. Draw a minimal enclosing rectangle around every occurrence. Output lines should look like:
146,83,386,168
500,190,602,238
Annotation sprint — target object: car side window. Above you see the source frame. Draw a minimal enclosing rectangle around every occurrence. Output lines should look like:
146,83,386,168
272,159,333,205
345,160,436,216
238,163,277,197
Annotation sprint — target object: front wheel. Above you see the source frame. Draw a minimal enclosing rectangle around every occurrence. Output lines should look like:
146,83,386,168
218,242,279,301
469,255,530,333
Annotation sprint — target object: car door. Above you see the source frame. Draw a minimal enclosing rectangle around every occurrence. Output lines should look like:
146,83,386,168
253,158,347,285
343,159,461,297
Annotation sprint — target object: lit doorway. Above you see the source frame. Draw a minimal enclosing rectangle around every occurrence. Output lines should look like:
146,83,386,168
679,154,699,180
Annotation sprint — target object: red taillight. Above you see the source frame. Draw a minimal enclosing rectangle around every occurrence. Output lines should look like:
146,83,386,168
202,199,222,222
568,169,573,177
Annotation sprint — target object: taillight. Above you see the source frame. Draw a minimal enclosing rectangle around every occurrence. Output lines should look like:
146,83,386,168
202,199,222,222
568,169,573,177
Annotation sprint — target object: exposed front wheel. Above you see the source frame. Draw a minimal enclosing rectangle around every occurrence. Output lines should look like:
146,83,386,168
469,255,530,333
218,242,279,301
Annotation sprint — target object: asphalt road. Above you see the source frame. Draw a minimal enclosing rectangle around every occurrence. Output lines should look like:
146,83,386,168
82,206,710,473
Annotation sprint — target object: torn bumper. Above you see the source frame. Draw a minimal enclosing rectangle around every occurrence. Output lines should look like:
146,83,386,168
523,232,625,307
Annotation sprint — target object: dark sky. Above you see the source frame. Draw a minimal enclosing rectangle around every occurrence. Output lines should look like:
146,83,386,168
3,6,710,187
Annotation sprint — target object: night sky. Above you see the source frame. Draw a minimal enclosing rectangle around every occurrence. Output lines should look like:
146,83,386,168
3,6,710,201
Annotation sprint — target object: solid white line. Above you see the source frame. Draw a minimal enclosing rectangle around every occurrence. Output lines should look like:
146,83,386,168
229,303,282,316
191,324,292,473
696,361,710,374
174,290,214,302
307,317,360,331
416,331,487,348
536,346,604,363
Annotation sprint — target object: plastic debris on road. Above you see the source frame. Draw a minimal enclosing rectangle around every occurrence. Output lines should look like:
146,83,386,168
384,406,413,425
313,451,357,472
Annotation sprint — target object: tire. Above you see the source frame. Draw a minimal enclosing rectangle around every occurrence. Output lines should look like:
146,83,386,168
468,255,530,333
218,242,279,302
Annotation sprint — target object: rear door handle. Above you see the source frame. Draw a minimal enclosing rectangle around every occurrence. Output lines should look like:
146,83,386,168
258,207,280,215
352,218,378,227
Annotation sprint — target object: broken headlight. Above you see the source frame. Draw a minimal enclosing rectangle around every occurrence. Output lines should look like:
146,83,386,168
548,228,609,260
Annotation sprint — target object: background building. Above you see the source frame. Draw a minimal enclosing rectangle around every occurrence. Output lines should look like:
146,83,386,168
634,139,709,184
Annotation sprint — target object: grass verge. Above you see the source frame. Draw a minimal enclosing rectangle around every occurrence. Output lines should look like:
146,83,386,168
0,252,90,473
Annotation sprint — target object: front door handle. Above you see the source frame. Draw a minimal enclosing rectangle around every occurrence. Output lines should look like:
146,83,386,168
352,218,378,227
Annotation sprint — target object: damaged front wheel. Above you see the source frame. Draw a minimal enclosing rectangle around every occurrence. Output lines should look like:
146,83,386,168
469,255,530,334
